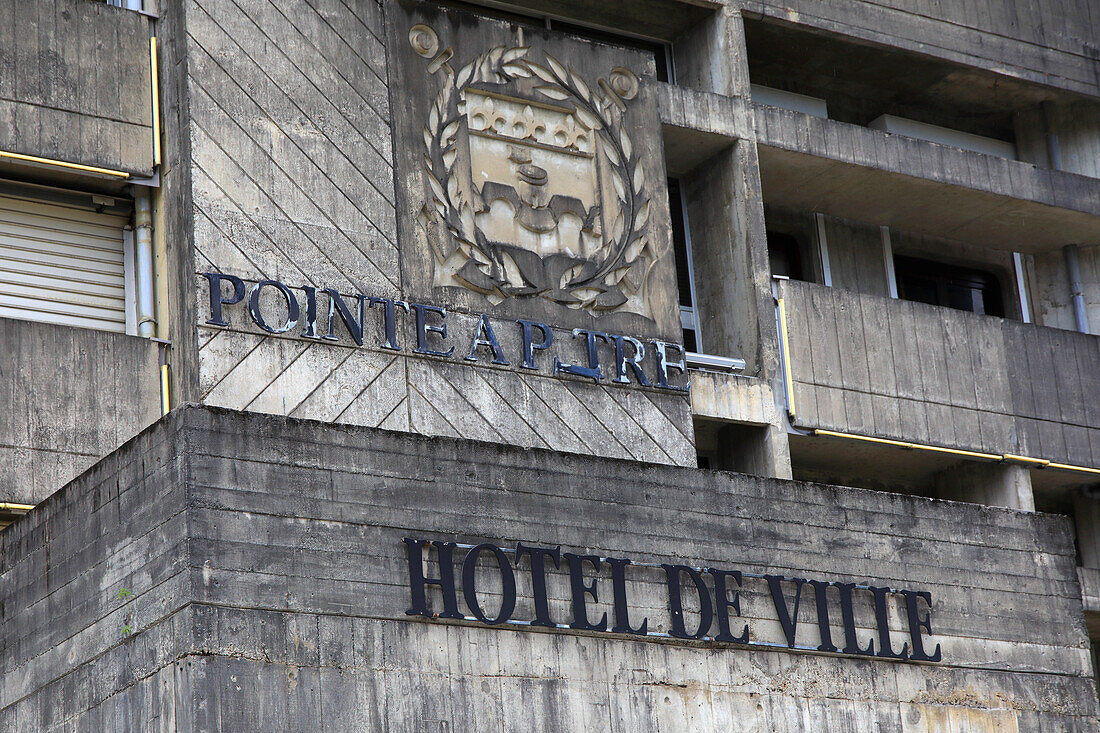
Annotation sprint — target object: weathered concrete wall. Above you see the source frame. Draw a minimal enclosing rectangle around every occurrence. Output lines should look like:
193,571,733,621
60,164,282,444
0,0,154,175
1015,101,1100,179
0,317,162,505
739,0,1100,99
0,405,1096,730
781,279,1100,467
186,0,695,466
1032,244,1100,334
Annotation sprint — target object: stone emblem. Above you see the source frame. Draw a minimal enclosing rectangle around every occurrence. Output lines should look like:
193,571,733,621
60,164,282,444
409,24,655,317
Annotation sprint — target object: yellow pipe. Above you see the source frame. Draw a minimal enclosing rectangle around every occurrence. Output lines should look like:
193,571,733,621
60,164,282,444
160,364,170,416
1002,453,1051,467
812,429,1100,477
777,297,796,419
150,37,161,167
0,150,129,178
1049,462,1100,476
0,503,34,513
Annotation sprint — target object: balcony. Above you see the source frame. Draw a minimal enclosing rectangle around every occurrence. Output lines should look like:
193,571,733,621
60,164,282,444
777,279,1100,483
0,0,155,179
755,104,1100,252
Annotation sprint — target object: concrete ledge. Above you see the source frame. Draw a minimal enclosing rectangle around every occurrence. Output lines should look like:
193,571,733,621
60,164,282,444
755,103,1100,251
745,1,1100,100
658,83,746,174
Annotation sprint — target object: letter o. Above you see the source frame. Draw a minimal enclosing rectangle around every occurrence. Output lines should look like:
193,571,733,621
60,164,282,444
461,543,517,625
248,280,300,334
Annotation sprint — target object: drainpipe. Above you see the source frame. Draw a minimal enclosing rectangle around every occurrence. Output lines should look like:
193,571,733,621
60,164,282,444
1063,244,1090,334
133,187,156,338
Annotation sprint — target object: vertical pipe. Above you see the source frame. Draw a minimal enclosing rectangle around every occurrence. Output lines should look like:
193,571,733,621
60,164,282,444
134,188,156,338
1063,244,1090,334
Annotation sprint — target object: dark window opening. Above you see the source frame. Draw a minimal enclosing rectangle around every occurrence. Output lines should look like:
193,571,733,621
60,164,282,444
767,230,805,281
894,256,1005,317
668,179,693,308
667,178,698,350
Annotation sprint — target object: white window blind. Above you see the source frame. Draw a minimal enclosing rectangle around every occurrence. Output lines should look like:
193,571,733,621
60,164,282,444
0,188,131,333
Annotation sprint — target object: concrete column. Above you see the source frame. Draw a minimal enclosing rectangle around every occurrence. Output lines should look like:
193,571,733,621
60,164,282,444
933,463,1035,512
1074,493,1100,570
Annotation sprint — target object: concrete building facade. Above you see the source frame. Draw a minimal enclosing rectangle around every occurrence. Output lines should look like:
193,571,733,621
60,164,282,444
1,0,1099,729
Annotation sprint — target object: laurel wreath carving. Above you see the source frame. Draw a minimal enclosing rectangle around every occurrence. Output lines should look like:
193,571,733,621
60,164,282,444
416,32,652,313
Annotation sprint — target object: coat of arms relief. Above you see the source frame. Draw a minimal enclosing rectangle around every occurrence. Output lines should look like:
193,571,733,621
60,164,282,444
409,23,657,319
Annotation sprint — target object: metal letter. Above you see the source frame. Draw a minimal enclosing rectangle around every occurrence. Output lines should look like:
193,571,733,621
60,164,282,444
323,289,367,346
607,557,647,635
403,538,462,619
834,582,875,656
653,340,689,391
202,272,245,327
553,329,608,384
902,590,942,662
410,303,455,357
870,586,909,659
809,580,838,652
764,575,807,648
248,280,299,334
663,564,713,640
515,543,561,628
461,543,516,625
607,335,650,386
563,553,607,631
708,568,749,643
465,314,510,365
301,286,319,339
517,320,554,370
369,297,410,351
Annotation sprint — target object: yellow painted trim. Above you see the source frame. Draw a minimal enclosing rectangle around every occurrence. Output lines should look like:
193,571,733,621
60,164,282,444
811,429,1001,460
0,150,129,178
812,429,1100,477
160,364,170,416
0,502,34,513
1002,453,1051,467
150,37,161,167
777,297,796,418
1049,462,1100,476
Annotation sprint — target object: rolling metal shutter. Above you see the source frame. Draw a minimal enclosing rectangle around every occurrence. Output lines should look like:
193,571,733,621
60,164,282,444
0,187,131,333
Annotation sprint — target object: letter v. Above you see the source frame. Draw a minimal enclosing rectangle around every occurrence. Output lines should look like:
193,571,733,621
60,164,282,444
765,575,808,648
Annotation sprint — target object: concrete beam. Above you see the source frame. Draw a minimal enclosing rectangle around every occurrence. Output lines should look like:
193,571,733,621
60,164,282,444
934,462,1035,512
755,104,1100,253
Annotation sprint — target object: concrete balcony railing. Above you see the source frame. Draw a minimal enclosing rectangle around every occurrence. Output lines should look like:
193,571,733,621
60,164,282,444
754,103,1100,252
777,278,1100,470
0,0,155,177
0,317,163,506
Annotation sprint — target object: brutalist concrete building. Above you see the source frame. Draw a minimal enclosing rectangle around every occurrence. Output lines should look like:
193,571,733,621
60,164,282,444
2,0,1100,728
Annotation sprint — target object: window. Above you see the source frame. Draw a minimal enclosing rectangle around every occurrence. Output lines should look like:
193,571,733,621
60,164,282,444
0,182,134,333
667,178,698,351
767,230,806,281
894,255,1005,317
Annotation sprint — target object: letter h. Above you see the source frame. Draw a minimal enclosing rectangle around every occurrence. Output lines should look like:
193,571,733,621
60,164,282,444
404,538,462,619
